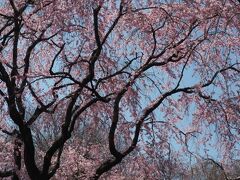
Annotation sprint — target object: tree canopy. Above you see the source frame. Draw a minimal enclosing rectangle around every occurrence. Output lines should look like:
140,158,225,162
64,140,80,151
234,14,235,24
0,0,239,179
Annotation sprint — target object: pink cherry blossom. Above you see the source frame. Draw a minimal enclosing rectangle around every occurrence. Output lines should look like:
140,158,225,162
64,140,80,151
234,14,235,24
0,0,239,179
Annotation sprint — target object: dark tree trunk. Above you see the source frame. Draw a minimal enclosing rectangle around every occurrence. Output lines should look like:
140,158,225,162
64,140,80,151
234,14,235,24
93,157,123,180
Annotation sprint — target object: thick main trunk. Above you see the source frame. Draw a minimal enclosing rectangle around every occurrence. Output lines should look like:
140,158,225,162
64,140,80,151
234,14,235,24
21,127,41,180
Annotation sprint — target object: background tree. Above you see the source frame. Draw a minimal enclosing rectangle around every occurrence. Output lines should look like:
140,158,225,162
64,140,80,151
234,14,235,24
0,0,239,179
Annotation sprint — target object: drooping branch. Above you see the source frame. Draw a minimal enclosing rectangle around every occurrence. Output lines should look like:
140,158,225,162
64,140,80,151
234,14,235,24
95,61,239,178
